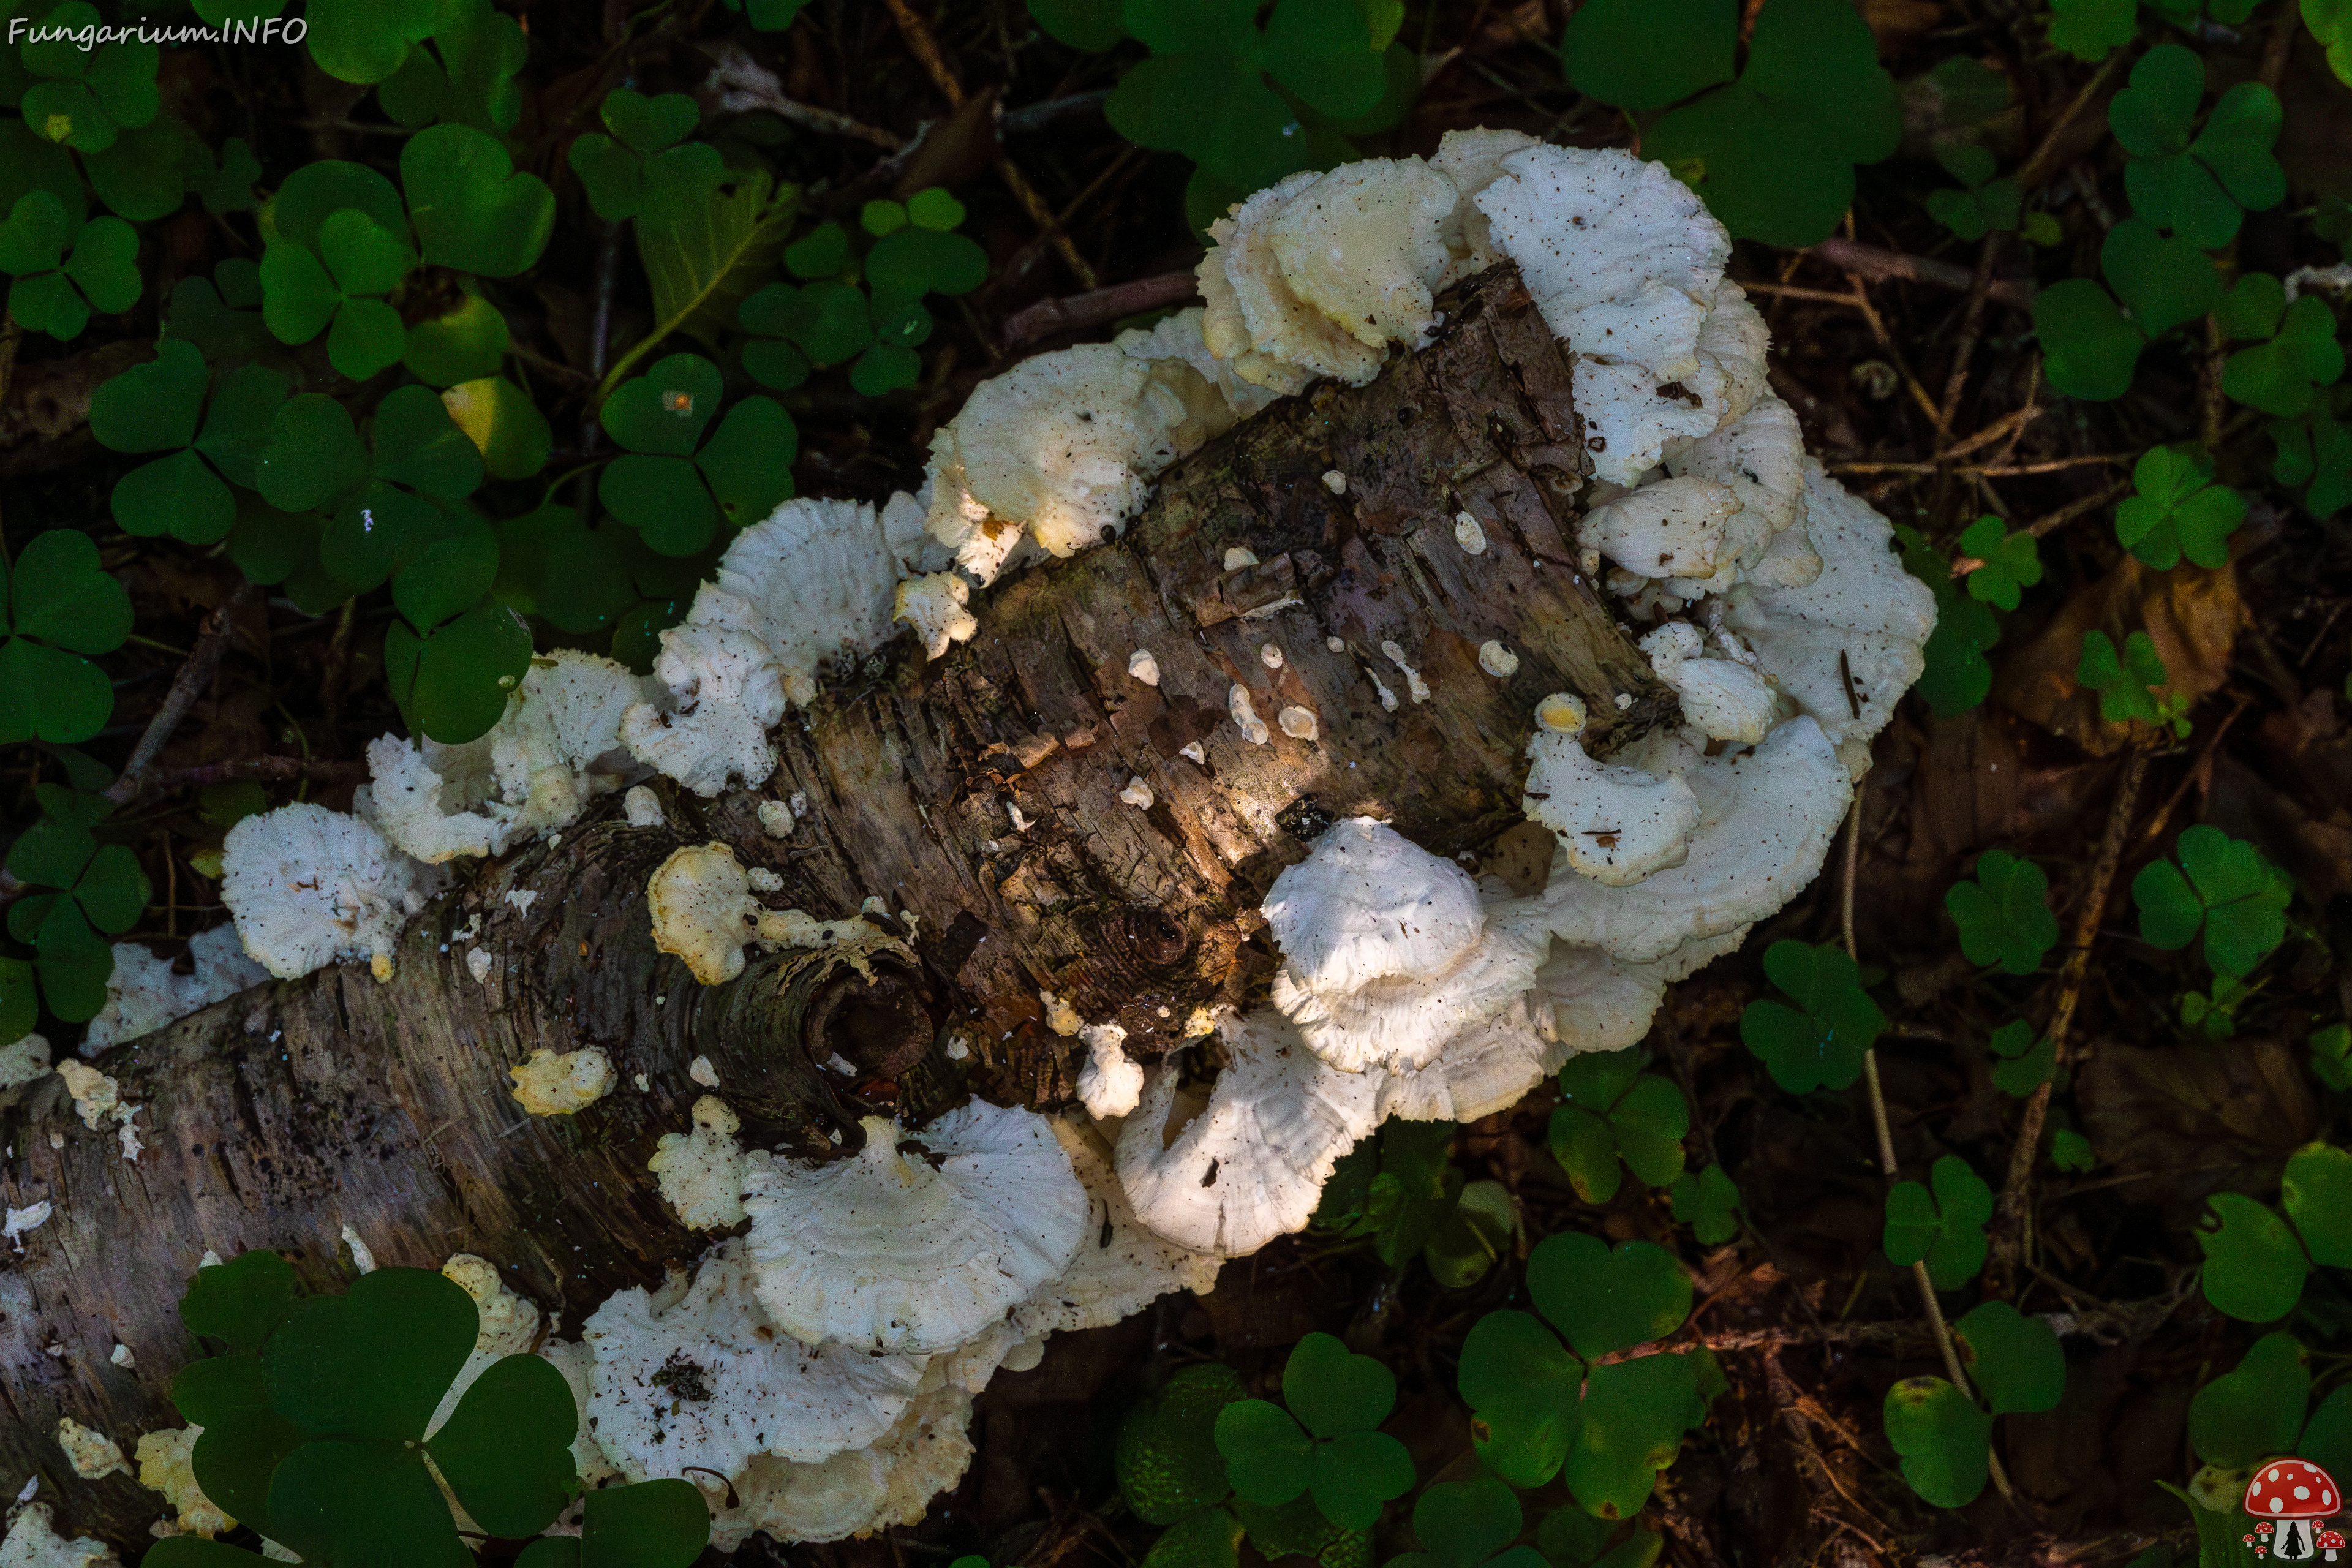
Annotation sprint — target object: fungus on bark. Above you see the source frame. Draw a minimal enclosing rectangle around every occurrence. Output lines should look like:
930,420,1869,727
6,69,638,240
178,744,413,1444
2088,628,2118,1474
221,802,428,981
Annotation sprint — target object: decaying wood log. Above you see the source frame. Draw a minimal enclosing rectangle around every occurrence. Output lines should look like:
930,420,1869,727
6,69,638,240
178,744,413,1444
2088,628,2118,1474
0,265,1672,1546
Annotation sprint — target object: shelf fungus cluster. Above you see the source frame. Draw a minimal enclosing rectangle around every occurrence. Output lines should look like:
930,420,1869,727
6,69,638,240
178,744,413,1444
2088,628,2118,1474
150,130,1936,1550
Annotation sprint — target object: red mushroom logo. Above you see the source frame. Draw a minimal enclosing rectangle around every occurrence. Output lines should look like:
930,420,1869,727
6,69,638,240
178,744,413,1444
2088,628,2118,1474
2245,1460,2343,1561
2319,1528,2345,1561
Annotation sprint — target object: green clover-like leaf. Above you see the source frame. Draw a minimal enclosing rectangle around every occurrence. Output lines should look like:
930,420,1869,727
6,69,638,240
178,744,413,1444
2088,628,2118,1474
376,0,530,137
1578,0,1898,247
2117,443,2247,570
1400,1473,1522,1568
0,529,133,744
401,123,555,277
18,1,159,153
2075,628,2175,731
0,192,138,338
2215,276,2344,418
1986,1019,2056,1097
265,1436,469,1568
2309,1023,2352,1093
402,294,510,388
2270,409,2352,521
179,1250,302,1355
2032,277,2146,401
1548,1049,1688,1202
1528,1232,1691,1361
91,341,292,543
568,89,721,222
2282,1142,2352,1267
2101,217,2223,344
1117,1363,1247,1526
1956,514,2041,610
1945,849,2057,975
2048,0,2137,60
1459,1308,1585,1488
1736,939,1885,1093
1951,1301,2064,1416
1883,1155,1992,1289
2196,1191,2312,1322
1284,1331,1395,1438
423,1352,578,1537
263,1267,480,1441
2132,823,2290,976
1668,1165,1741,1246
384,600,533,744
1883,1376,1992,1507
2188,1331,2309,1467
1562,1352,1704,1520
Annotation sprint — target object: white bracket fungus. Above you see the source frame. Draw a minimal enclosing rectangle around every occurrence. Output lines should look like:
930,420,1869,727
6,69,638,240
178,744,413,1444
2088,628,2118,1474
222,803,428,981
894,572,978,662
1454,511,1488,555
1264,821,1546,1074
1008,1121,1220,1339
366,651,643,864
1118,777,1155,810
650,1096,748,1230
136,1426,230,1538
1479,641,1520,678
1,1503,120,1568
1278,706,1319,741
82,928,266,1054
1522,693,1700,886
1126,649,1160,685
584,1239,927,1483
1380,641,1431,703
1639,622,1774,745
739,1104,1087,1354
621,625,789,797
1578,475,1742,581
509,1048,616,1117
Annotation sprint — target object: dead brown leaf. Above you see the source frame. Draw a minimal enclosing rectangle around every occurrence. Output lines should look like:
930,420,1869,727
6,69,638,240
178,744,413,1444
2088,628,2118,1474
1994,553,2245,755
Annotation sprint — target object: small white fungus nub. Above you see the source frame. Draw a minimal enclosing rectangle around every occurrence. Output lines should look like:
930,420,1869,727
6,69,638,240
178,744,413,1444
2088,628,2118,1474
740,1103,1088,1353
510,1048,616,1116
1178,741,1207,765
1278,706,1319,741
1260,642,1284,669
650,1096,747,1230
1077,1023,1145,1120
758,799,796,838
137,1424,230,1538
1455,512,1488,555
1229,685,1271,745
689,1055,721,1088
1321,470,1348,495
466,949,493,983
1381,641,1432,703
5,1200,52,1253
1479,641,1520,677
624,785,665,827
1119,777,1155,809
1224,545,1260,570
81,928,266,1053
1041,991,1083,1036
1128,649,1161,685
1,1503,119,1568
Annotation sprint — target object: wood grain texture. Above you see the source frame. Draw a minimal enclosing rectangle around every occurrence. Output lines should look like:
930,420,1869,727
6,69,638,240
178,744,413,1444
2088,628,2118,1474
0,264,1672,1547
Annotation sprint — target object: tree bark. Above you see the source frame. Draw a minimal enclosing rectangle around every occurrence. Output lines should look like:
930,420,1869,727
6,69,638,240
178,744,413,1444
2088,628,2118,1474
0,265,1667,1548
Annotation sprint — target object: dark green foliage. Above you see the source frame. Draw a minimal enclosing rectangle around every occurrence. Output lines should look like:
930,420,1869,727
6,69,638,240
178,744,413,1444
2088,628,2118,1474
1985,1020,2056,1096
1567,0,1899,246
2132,824,2291,977
597,354,797,557
1314,1123,1517,1287
1945,850,2058,975
2110,44,2283,247
2076,630,2188,737
2114,444,2245,571
1882,1155,1994,1289
1896,523,2000,715
0,529,134,747
1547,1049,1688,1202
1667,1166,1741,1246
166,1253,707,1568
1737,941,1885,1093
0,189,139,337
1213,1334,1414,1528
1457,1232,1702,1513
2215,274,2345,417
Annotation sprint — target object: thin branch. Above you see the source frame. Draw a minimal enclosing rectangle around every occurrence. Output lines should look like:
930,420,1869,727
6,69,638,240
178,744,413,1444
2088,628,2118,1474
1842,778,2015,1499
1810,236,2037,311
1936,233,2005,447
2017,53,2127,191
1001,271,1201,350
1987,742,2154,1297
104,583,260,805
882,0,1099,291
134,756,370,791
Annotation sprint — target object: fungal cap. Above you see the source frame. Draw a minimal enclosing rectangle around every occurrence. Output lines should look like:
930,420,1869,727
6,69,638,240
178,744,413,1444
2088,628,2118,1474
739,1102,1089,1353
222,803,423,982
647,842,759,986
894,571,978,661
1262,817,1487,997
